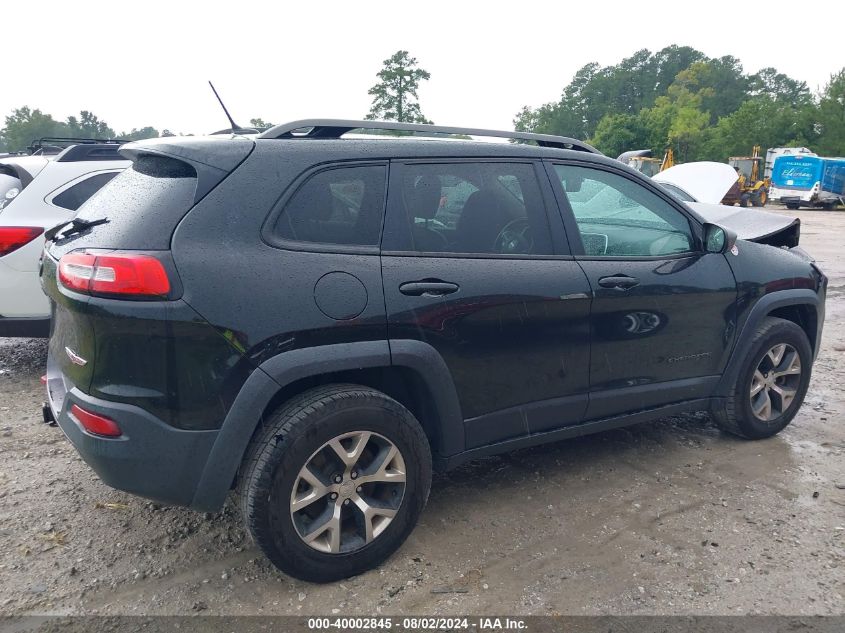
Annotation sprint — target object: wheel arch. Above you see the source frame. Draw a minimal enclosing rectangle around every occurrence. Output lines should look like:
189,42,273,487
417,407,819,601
190,340,463,511
716,289,822,398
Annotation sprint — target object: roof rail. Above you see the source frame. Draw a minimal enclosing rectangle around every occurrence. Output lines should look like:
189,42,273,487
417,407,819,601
258,119,600,153
32,137,127,146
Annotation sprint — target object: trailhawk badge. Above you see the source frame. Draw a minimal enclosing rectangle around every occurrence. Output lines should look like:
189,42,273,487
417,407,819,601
65,347,88,367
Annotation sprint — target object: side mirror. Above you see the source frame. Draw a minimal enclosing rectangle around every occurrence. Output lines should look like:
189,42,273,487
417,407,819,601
704,223,738,254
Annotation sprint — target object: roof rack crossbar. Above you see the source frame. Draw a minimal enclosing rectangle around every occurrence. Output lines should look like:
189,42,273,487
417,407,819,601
258,119,599,153
29,137,128,148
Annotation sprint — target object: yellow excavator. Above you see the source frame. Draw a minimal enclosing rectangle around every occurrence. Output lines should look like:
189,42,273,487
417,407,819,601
620,148,674,177
724,146,769,207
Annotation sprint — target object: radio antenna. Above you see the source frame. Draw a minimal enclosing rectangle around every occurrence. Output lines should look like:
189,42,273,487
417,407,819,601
208,81,247,133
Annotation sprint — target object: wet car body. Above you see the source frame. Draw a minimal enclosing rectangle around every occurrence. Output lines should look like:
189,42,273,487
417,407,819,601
40,126,826,515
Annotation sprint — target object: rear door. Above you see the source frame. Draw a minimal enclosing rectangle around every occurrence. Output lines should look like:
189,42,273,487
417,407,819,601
546,161,737,420
381,160,592,450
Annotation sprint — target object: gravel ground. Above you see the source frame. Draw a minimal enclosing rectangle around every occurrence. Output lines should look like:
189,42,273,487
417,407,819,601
0,209,843,617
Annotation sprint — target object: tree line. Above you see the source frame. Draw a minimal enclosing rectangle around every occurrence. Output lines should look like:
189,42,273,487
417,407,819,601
0,107,163,152
2,46,843,159
514,45,845,160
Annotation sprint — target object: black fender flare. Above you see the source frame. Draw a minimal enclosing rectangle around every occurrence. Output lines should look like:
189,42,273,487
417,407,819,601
389,339,464,460
714,289,822,398
190,339,463,511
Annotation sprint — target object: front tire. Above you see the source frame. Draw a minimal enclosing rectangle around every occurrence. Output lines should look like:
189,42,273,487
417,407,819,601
713,317,812,439
238,384,432,582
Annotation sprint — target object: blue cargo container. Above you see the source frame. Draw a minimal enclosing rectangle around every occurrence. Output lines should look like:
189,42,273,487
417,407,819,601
770,154,845,209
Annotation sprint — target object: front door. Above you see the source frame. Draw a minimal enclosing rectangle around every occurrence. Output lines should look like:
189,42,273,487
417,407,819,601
381,160,593,449
547,162,738,420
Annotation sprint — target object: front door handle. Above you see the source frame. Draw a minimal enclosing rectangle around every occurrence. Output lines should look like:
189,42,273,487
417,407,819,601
399,280,460,297
598,275,640,290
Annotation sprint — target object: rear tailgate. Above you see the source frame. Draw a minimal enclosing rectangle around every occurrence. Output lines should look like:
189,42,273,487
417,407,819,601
42,253,96,396
42,136,254,398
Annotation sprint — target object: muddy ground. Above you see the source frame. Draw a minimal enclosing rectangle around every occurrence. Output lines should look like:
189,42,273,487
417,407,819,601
0,209,843,617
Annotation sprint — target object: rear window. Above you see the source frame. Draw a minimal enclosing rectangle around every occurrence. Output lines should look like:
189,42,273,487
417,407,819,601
71,155,198,249
52,172,120,211
270,164,387,247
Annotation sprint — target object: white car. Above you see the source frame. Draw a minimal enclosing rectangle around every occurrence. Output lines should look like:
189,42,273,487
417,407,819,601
654,162,801,247
0,143,129,336
0,154,54,210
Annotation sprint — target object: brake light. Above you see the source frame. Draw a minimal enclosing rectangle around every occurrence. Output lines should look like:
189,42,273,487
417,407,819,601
58,252,170,298
0,227,44,257
70,404,122,437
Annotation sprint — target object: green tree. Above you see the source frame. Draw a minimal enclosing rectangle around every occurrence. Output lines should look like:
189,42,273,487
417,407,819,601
366,50,432,124
120,127,160,141
674,57,748,123
65,110,116,139
249,118,274,130
702,97,816,160
815,69,845,156
651,45,707,95
0,107,68,152
514,46,710,140
748,67,812,106
589,113,650,157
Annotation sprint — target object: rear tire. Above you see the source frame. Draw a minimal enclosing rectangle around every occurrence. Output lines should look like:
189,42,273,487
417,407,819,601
238,384,432,582
712,317,812,439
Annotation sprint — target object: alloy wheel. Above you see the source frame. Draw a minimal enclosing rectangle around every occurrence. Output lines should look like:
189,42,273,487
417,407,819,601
289,431,406,554
749,343,802,422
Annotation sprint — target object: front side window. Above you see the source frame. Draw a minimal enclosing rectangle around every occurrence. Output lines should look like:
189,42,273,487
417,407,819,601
272,164,386,247
554,164,695,257
383,162,553,255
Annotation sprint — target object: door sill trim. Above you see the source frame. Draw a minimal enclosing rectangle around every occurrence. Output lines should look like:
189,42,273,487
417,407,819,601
441,398,717,470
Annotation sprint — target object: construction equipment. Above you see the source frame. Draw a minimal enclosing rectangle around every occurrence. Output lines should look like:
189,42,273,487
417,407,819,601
618,148,674,177
725,146,769,207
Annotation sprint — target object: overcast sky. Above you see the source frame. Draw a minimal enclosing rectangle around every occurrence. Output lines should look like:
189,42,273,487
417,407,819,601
4,0,843,136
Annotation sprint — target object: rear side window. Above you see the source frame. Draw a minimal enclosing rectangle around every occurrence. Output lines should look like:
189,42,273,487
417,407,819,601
71,155,198,249
51,172,119,211
271,164,386,247
382,162,554,255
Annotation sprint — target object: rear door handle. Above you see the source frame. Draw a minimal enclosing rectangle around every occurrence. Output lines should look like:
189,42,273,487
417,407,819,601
399,280,460,297
598,275,640,290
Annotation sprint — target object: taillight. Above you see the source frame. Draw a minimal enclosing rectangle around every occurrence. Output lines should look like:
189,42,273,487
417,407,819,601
0,227,44,257
70,404,122,437
58,252,171,298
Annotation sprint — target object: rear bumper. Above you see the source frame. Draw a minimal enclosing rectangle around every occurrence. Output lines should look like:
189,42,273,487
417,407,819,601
46,352,218,509
0,316,50,337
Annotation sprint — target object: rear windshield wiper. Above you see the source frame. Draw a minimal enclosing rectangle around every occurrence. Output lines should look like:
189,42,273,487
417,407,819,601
45,217,109,242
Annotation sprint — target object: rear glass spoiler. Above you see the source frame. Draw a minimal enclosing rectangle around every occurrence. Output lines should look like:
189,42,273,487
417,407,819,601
119,136,255,202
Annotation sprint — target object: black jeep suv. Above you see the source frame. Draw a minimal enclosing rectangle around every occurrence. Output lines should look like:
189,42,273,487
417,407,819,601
41,120,826,582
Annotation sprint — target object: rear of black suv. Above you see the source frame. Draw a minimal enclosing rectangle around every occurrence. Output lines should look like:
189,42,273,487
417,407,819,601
42,137,258,507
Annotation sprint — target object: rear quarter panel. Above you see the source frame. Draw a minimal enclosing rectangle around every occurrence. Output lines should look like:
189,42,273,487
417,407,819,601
170,143,389,367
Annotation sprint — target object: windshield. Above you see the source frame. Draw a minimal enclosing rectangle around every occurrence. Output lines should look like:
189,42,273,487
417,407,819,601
658,182,697,202
628,158,662,177
731,159,755,180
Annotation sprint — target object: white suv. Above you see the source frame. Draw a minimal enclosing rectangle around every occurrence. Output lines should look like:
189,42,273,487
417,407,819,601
0,143,129,336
